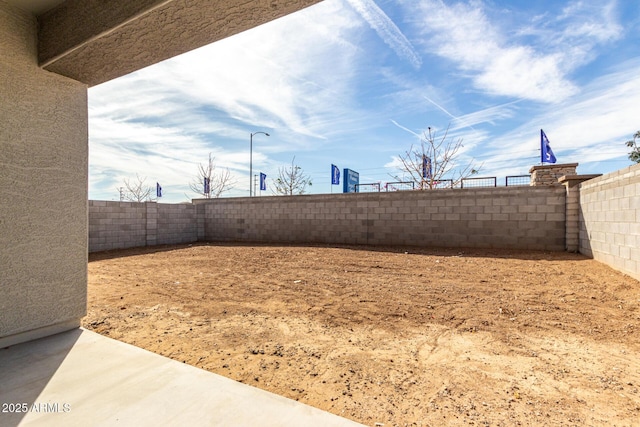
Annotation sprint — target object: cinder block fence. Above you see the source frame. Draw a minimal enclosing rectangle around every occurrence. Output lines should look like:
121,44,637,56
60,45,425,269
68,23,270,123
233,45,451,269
90,186,567,252
196,187,566,250
88,201,202,252
578,163,640,280
88,163,640,282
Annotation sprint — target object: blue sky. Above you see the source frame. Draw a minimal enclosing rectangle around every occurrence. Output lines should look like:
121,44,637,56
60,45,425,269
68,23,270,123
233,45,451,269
88,0,640,203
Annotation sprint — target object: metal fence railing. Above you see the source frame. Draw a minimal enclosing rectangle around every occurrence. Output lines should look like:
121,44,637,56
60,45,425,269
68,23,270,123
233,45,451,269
354,183,381,192
430,179,454,189
460,177,497,188
348,175,531,193
505,175,531,186
384,181,415,191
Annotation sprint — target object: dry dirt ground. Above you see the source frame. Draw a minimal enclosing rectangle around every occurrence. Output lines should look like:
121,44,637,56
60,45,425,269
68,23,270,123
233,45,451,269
84,243,640,426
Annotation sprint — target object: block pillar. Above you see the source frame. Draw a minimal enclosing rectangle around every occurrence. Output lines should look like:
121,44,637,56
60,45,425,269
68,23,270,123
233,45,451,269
558,174,601,252
146,202,158,246
196,203,206,241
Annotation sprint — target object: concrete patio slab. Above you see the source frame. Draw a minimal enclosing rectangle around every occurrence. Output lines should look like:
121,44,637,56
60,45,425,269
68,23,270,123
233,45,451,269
0,328,364,427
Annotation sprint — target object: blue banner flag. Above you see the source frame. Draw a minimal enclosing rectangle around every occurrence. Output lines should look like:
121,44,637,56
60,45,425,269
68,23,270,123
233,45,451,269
260,172,267,191
541,129,557,164
331,164,340,185
156,182,162,198
204,177,210,194
422,155,432,179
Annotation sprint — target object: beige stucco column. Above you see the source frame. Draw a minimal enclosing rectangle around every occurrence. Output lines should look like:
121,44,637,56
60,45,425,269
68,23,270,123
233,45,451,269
1,2,88,346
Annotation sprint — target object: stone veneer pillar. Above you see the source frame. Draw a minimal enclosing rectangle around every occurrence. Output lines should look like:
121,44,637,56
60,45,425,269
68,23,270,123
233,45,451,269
529,163,579,186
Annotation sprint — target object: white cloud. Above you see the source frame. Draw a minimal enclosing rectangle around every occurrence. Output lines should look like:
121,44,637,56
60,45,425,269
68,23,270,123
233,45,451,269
535,65,640,162
91,0,368,139
521,0,623,69
404,0,626,103
474,57,640,176
87,0,638,201
475,49,575,102
153,0,366,140
88,0,377,201
557,1,622,43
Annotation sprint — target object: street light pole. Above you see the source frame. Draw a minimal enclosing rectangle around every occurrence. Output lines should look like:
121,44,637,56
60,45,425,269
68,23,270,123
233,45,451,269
250,131,269,197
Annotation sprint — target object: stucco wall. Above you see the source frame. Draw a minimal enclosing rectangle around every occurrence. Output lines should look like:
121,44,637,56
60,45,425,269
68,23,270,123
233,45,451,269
198,187,566,251
579,163,640,281
0,2,88,346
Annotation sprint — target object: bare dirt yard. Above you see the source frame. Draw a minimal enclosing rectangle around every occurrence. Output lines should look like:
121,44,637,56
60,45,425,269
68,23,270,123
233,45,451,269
84,243,640,426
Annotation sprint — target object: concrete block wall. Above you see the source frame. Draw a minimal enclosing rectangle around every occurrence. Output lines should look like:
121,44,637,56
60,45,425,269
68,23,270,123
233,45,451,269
579,163,640,281
88,201,200,252
198,186,566,251
156,203,199,245
89,201,148,252
560,174,602,252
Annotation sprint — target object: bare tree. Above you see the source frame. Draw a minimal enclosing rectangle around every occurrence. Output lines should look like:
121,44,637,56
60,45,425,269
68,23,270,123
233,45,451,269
625,130,640,164
189,153,235,198
273,156,313,195
396,124,480,189
121,174,155,202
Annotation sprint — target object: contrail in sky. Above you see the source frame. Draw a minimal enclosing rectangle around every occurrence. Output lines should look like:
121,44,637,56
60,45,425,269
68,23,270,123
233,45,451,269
422,94,478,132
346,0,422,69
390,119,421,138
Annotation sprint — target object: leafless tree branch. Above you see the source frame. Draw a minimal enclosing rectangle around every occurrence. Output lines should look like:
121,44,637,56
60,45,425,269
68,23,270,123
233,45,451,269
122,174,155,202
273,156,313,196
189,153,235,198
396,124,480,189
